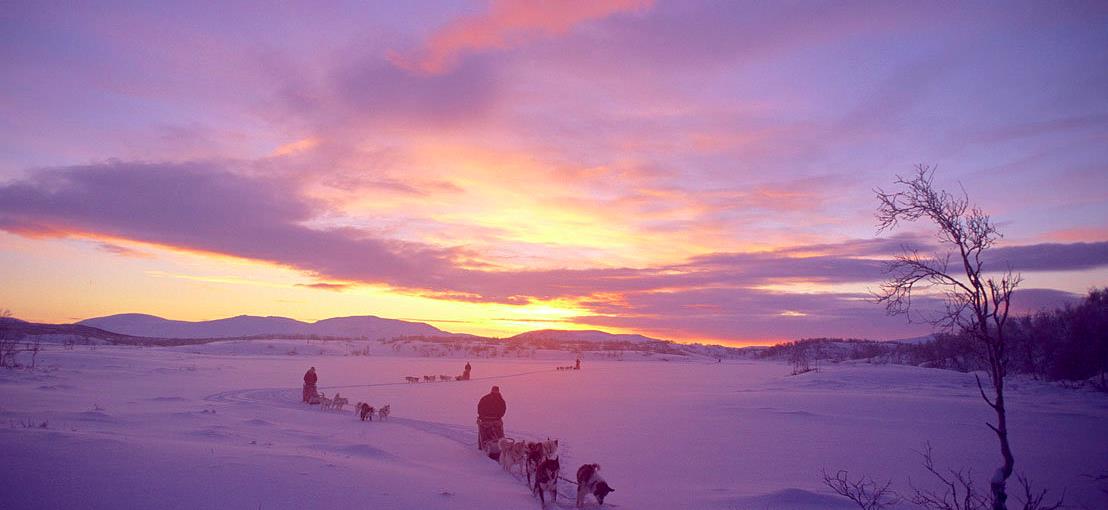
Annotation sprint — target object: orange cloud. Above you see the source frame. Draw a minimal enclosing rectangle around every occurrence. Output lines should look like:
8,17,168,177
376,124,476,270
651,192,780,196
392,0,653,74
272,137,320,157
1041,227,1108,243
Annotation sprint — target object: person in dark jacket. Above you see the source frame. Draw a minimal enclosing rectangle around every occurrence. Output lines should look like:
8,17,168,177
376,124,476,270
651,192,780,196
462,361,472,380
478,386,506,418
476,386,506,452
303,367,318,403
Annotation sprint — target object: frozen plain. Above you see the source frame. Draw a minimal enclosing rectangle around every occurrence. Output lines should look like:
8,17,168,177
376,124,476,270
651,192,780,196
1,340,1106,509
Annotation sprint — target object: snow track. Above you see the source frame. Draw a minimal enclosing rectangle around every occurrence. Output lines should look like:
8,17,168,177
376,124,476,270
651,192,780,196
204,366,553,408
204,386,300,407
202,366,573,455
203,366,597,507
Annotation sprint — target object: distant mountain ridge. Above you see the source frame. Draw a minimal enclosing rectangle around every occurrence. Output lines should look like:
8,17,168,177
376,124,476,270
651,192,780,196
5,314,750,357
507,329,665,344
78,313,447,340
0,316,148,344
76,315,679,344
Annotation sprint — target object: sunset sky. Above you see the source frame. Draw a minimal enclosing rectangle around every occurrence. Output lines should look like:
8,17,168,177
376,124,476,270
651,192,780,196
1,1,1106,345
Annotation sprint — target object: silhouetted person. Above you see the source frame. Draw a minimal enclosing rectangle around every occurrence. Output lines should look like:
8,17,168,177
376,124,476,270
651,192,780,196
303,367,318,403
476,385,506,452
463,361,472,380
575,357,581,370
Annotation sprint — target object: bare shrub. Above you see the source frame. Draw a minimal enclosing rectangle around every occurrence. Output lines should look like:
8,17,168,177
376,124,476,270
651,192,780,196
1,309,23,368
28,338,41,368
909,444,1062,510
790,342,812,375
822,469,900,510
909,443,988,510
1014,474,1063,510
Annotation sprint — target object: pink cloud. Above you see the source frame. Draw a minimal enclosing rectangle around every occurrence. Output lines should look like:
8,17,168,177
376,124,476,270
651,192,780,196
390,0,653,74
0,160,1103,342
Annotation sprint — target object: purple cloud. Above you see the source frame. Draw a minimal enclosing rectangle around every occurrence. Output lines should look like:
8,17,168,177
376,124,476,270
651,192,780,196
0,161,455,290
295,282,353,292
574,286,939,341
94,242,150,258
990,242,1108,272
0,161,1103,306
270,53,501,137
572,286,1084,342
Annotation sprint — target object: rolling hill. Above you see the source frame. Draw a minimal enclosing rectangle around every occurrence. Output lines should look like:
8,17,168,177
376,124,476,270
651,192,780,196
77,313,446,340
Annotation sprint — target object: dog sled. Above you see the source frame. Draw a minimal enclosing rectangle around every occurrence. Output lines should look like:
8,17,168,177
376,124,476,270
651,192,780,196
303,383,319,404
477,416,505,459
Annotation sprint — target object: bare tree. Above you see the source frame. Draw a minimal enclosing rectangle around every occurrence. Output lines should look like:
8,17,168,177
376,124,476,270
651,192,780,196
0,308,21,368
789,342,812,375
28,338,41,369
822,469,900,510
875,165,1021,509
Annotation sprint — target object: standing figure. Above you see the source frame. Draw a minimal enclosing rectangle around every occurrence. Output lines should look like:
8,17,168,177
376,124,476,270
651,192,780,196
462,361,472,380
476,385,506,453
303,366,318,403
574,357,581,370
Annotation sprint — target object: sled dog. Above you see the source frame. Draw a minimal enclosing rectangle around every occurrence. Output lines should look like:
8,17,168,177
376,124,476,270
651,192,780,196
541,438,559,458
498,438,527,475
358,402,374,421
525,441,546,485
575,463,614,507
331,393,348,411
533,456,560,506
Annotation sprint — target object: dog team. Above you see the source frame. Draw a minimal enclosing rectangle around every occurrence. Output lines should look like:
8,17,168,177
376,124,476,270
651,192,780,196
302,367,612,507
314,391,347,411
406,361,473,383
312,390,390,421
478,385,614,508
494,437,613,507
405,374,458,382
556,358,583,371
355,401,390,422
302,367,390,421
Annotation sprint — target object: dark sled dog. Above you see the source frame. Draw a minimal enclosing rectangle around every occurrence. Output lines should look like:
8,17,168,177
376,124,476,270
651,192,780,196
532,456,560,506
575,463,614,507
357,402,374,421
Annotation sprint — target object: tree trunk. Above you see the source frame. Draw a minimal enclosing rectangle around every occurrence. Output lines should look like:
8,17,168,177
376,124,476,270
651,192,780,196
990,374,1014,509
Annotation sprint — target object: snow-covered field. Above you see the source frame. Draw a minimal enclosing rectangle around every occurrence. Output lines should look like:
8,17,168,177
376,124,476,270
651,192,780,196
2,341,1106,509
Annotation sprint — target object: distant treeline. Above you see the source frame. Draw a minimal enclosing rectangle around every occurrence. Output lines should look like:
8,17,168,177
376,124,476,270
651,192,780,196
382,333,693,358
763,288,1108,387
